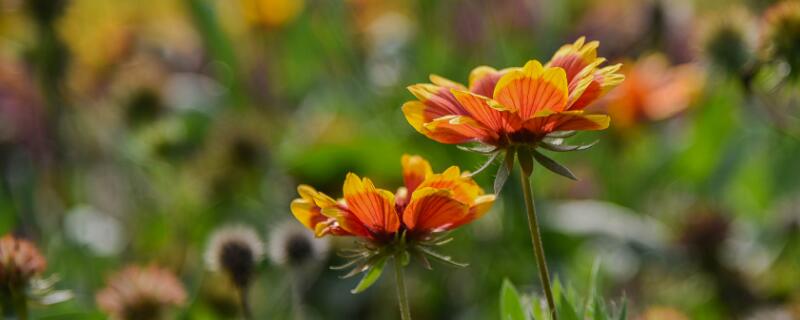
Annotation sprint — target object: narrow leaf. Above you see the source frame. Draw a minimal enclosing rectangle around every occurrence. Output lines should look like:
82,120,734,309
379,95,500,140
557,291,581,320
583,260,602,318
540,140,598,152
532,150,577,180
593,291,608,320
416,246,469,268
494,148,515,194
500,279,529,320
617,297,627,320
469,152,500,177
350,256,387,294
458,143,498,154
545,130,577,138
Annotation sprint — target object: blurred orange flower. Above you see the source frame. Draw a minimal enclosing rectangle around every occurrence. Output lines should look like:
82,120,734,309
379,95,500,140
0,234,47,286
602,54,703,129
96,265,187,320
291,154,495,243
402,37,623,148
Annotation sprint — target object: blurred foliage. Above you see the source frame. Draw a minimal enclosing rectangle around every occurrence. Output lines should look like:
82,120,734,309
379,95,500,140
0,0,799,318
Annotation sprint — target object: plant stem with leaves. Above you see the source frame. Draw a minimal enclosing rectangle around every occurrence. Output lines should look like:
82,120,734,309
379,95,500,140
518,149,558,320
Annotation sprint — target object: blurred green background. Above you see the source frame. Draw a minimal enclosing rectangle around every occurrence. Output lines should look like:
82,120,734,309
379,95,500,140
1,0,799,318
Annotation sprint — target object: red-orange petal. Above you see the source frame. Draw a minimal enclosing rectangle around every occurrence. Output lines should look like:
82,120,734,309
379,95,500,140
342,173,400,235
401,154,432,194
450,194,496,229
403,187,469,233
423,115,498,143
451,89,522,133
522,111,610,135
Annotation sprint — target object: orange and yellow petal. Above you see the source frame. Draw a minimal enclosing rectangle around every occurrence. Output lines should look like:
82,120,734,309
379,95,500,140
522,111,610,134
547,37,600,82
416,166,483,205
451,89,522,132
468,66,507,97
401,154,433,194
407,84,467,119
493,60,569,119
423,115,498,144
402,187,469,233
297,185,338,208
342,173,400,234
290,197,337,237
570,63,624,110
450,194,496,229
429,74,467,90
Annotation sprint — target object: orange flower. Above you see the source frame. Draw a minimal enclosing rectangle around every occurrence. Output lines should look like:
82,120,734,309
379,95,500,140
96,265,187,320
402,37,623,148
291,154,495,243
0,234,47,287
602,54,703,129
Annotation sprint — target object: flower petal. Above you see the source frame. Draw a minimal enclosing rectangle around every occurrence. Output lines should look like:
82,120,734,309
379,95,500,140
423,115,498,144
451,89,522,133
343,173,400,235
416,166,482,205
493,60,569,119
403,187,469,233
468,66,506,97
291,185,352,237
547,36,600,83
407,84,468,118
570,63,624,110
401,154,433,194
450,194,496,229
522,111,610,135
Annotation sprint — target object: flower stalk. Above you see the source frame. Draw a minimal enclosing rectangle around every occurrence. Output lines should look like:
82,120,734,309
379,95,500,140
519,162,557,320
393,253,412,320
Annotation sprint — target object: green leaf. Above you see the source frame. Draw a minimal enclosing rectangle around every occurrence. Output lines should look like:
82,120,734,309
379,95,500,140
617,297,627,320
350,256,387,294
469,152,500,177
531,296,545,320
593,291,608,320
518,146,534,177
583,260,602,318
545,130,576,138
557,291,581,320
500,279,529,320
532,150,577,180
494,148,516,194
540,140,598,152
458,143,498,154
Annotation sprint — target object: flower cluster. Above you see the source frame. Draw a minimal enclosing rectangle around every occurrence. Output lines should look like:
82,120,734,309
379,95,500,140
291,154,495,290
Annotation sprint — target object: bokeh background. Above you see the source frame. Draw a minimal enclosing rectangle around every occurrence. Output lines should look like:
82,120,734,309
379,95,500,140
1,0,799,318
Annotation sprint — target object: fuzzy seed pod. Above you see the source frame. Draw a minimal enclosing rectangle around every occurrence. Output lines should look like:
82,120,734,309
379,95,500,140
204,225,264,289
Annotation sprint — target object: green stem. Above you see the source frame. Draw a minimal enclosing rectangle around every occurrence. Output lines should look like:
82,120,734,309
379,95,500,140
0,285,28,320
519,171,557,320
393,254,412,320
237,286,252,320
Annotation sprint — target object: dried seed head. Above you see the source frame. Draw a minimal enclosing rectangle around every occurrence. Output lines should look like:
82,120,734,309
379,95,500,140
763,1,800,78
96,265,187,320
268,221,329,268
204,225,264,288
0,234,47,287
